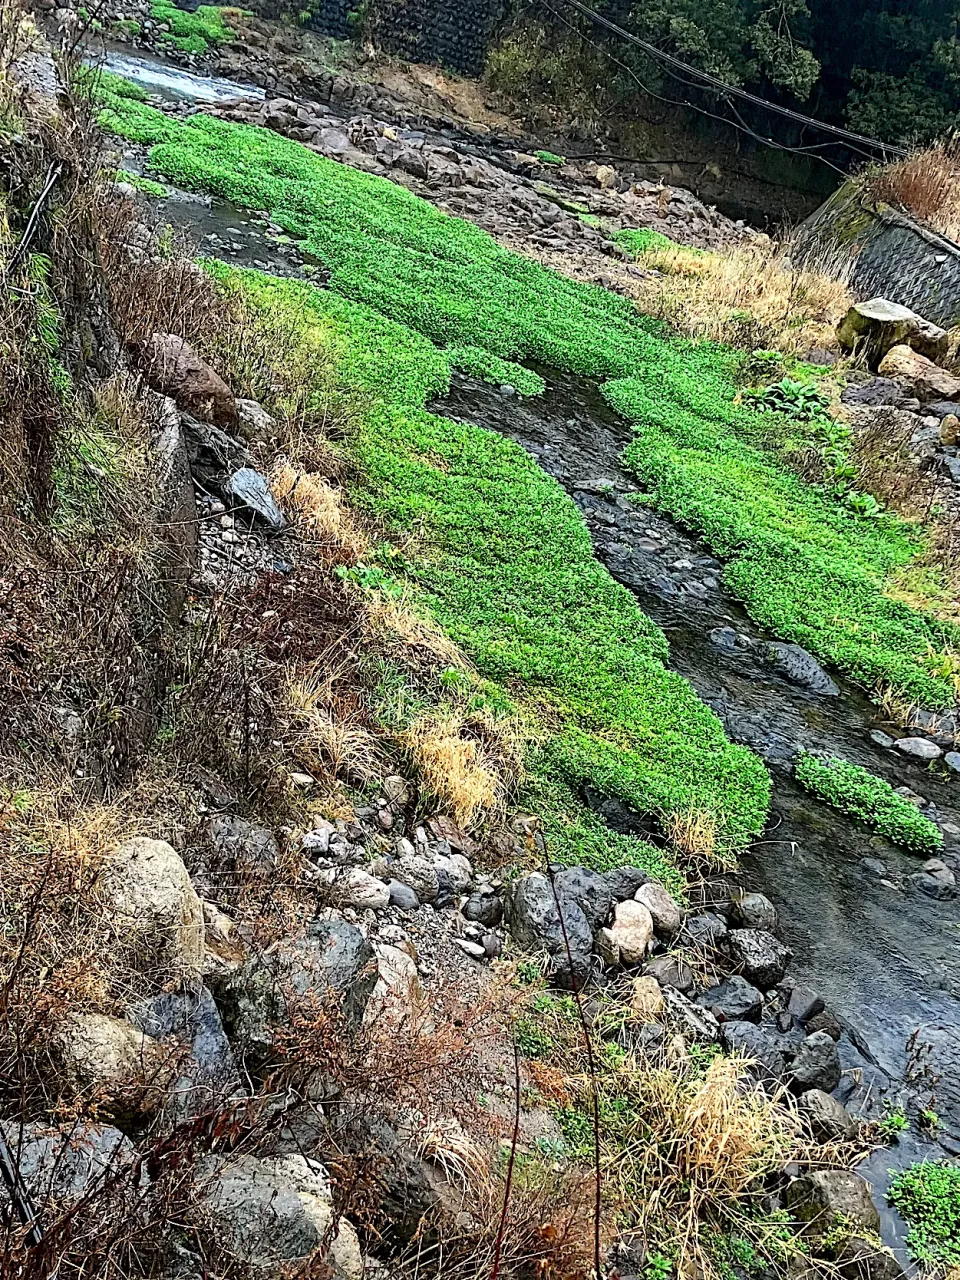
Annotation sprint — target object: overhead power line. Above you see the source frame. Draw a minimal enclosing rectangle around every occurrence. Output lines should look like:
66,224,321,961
548,0,910,165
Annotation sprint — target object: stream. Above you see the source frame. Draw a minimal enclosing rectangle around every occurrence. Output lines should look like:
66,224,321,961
90,46,960,1261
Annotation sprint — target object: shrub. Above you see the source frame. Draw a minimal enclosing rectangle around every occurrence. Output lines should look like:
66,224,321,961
887,1160,960,1266
794,753,943,852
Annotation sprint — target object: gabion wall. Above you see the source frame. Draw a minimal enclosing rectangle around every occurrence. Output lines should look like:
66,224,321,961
365,0,507,77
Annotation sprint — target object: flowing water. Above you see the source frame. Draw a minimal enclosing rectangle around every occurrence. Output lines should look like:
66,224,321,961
93,47,960,1256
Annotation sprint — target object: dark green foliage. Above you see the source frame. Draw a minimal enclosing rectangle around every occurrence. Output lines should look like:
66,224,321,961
794,754,943,853
614,227,684,257
887,1161,960,1266
741,377,829,422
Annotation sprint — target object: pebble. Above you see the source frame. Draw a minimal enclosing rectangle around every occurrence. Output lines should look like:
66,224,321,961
945,752,960,773
455,939,486,960
870,730,895,749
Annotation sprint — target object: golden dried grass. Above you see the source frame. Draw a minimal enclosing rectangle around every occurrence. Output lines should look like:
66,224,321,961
271,461,369,561
869,141,960,242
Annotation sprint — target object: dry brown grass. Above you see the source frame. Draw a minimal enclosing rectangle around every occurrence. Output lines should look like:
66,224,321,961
663,807,726,868
271,461,369,562
868,141,960,242
633,238,853,356
402,711,503,828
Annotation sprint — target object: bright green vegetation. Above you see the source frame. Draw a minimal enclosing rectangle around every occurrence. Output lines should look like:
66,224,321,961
535,149,566,166
615,227,684,257
77,67,149,101
201,262,769,853
607,370,956,706
794,754,943,853
878,1105,910,1141
741,377,829,421
150,2,243,53
114,17,142,35
888,1161,960,1266
444,344,544,396
118,171,170,197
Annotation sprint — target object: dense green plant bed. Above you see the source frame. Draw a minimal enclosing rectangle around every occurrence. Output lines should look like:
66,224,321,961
888,1161,960,1266
95,88,960,709
150,1,244,53
205,263,770,852
794,753,942,852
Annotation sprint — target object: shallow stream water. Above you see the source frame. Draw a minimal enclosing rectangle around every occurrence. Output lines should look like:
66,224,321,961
94,47,960,1258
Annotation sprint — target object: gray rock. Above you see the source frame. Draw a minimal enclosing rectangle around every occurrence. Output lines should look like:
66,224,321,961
836,1236,905,1280
0,1122,141,1208
223,467,285,531
720,1020,786,1083
697,975,763,1023
785,1169,880,1236
786,984,825,1023
894,736,942,760
944,751,960,773
762,642,839,695
836,299,947,364
387,880,420,912
840,378,900,407
681,912,728,948
909,870,956,899
462,890,503,926
796,1089,857,1141
391,855,439,903
709,624,738,650
204,814,278,880
553,866,612,929
235,398,276,443
393,148,429,179
130,984,239,1119
643,953,693,992
788,1030,842,1093
661,985,720,1043
727,928,791,988
601,865,650,901
731,891,778,932
634,881,682,937
505,872,593,989
220,919,376,1054
870,730,896,749
196,1153,361,1276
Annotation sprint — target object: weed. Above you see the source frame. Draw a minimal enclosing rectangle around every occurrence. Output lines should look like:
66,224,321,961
794,753,943,852
887,1160,960,1266
877,1105,909,1141
535,149,566,166
149,1,246,53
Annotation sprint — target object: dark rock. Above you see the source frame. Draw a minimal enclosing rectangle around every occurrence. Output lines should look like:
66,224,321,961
462,890,502,926
709,625,738,650
204,814,279,880
727,929,791,988
909,870,956,899
482,933,502,959
788,1031,842,1093
731,891,778,932
601,865,650,901
836,1236,905,1280
840,378,900,407
785,1170,880,1236
922,399,960,420
223,467,285,531
0,1122,141,1209
393,148,429,179
553,866,613,929
504,872,593,989
806,1009,844,1040
762,642,839,695
787,984,825,1024
697,975,763,1023
220,919,377,1055
180,413,250,488
681,912,728,949
387,880,420,912
129,984,238,1119
720,1021,786,1083
643,953,693,992
796,1088,857,1141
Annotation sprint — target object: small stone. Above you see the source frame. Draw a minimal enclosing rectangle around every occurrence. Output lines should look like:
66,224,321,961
941,414,960,446
787,984,825,1024
944,751,960,773
334,869,391,912
482,933,502,959
290,772,315,788
602,865,650,901
681,912,729,948
630,976,665,1022
788,1030,842,1094
609,899,655,964
806,1009,844,1040
698,974,763,1023
796,1089,857,1141
731,891,778,932
462,891,503,927
727,929,791,988
455,938,486,960
895,736,942,760
595,927,620,967
870,730,896,749
634,882,682,937
785,1170,880,1238
387,881,420,912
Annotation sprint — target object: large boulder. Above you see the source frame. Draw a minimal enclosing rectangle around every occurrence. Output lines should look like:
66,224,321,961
877,345,960,401
552,866,612,929
48,1013,162,1122
129,985,239,1121
720,1020,787,1083
196,1153,361,1278
99,837,204,979
762,642,839,696
788,1030,842,1094
220,919,377,1055
204,814,279,882
836,299,948,365
0,1122,141,1212
727,928,791,989
140,333,237,429
785,1170,880,1238
504,872,593,989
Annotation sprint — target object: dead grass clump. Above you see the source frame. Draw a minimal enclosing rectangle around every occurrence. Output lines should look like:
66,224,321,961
365,592,469,674
635,238,852,356
271,461,369,562
868,140,960,241
664,807,726,868
287,663,383,785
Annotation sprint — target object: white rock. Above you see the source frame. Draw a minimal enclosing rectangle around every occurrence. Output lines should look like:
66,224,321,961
335,868,390,911
455,938,486,960
595,927,620,967
50,1013,160,1120
100,837,203,977
236,397,276,443
609,900,654,964
634,882,682,937
895,736,942,760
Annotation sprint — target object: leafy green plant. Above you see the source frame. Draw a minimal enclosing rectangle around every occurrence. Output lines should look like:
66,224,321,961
444,344,544,396
535,149,566,166
742,377,829,422
150,1,245,53
888,1161,960,1266
794,753,943,852
614,227,681,257
878,1105,909,1140
739,348,784,386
